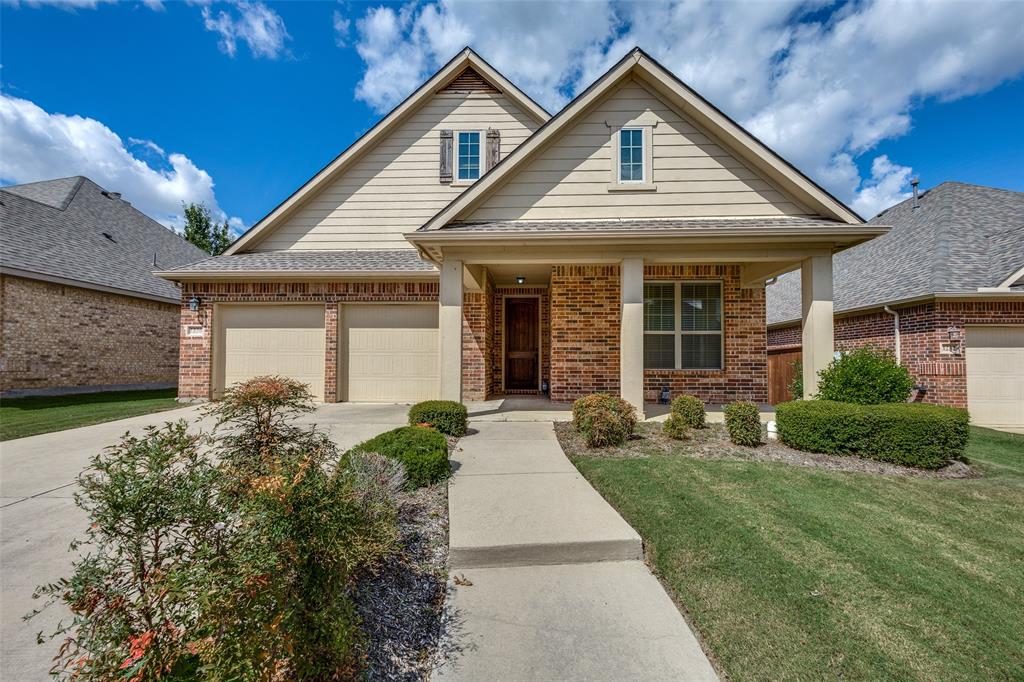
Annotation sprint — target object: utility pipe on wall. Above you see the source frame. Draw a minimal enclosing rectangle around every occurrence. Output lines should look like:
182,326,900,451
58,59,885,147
883,305,901,364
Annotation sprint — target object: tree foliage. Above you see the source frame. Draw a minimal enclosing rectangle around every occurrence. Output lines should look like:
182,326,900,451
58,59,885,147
182,202,231,255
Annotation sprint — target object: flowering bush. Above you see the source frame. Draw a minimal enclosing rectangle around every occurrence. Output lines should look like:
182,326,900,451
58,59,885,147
32,377,400,680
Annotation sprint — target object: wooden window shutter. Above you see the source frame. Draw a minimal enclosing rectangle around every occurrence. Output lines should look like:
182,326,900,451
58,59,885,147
439,129,453,183
486,128,500,170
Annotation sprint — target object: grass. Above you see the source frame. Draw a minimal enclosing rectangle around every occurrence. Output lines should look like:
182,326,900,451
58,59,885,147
0,388,182,441
571,426,1024,681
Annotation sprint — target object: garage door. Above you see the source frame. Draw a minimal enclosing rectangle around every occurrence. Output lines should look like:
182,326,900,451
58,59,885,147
966,326,1024,429
342,304,439,402
218,305,326,400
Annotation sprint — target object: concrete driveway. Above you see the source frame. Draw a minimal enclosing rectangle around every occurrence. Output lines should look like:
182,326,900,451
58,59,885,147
0,402,408,680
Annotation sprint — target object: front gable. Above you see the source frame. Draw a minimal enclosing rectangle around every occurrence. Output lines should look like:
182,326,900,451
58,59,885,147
464,76,813,222
422,48,862,231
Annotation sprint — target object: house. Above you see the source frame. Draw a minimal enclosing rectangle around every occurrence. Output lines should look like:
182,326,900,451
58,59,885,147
0,176,207,395
767,182,1024,429
157,47,887,414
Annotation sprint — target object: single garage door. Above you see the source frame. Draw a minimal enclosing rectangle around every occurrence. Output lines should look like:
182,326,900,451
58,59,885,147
218,305,326,400
966,326,1024,429
342,304,439,402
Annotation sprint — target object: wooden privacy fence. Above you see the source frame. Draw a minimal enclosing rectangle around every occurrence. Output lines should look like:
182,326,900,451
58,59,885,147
768,346,801,404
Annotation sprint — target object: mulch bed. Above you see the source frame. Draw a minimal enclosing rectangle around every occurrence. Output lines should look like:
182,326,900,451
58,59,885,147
554,420,977,479
352,474,452,680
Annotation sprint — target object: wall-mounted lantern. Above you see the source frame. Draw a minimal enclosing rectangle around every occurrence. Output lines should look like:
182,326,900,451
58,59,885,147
660,386,671,404
188,295,201,312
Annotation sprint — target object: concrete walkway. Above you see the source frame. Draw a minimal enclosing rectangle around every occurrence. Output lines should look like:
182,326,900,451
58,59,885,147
436,420,718,681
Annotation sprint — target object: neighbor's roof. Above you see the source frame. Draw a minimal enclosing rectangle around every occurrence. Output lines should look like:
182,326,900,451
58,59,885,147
157,249,437,279
766,182,1024,325
0,176,207,302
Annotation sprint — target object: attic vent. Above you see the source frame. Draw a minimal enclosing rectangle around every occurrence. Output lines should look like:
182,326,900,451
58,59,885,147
440,67,500,94
102,191,122,200
102,232,117,243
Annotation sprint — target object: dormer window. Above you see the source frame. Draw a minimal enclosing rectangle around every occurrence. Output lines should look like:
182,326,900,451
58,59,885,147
457,131,482,181
619,128,644,182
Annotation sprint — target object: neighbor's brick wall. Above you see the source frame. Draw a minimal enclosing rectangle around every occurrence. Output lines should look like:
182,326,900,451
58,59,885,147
0,274,180,392
643,265,767,404
492,285,550,395
766,299,1024,408
177,280,440,402
549,265,622,401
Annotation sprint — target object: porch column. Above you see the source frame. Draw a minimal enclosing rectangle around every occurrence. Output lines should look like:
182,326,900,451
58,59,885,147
620,257,645,415
439,258,464,402
801,254,834,399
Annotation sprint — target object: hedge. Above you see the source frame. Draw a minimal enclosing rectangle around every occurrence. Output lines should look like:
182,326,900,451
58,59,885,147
572,394,637,447
408,400,468,437
775,400,969,469
349,426,450,488
724,401,762,446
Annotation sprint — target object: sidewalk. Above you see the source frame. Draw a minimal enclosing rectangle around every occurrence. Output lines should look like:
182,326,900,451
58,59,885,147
435,420,718,681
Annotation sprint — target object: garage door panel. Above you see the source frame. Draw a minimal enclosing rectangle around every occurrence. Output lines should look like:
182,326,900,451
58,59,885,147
342,305,439,402
966,326,1024,429
219,305,326,400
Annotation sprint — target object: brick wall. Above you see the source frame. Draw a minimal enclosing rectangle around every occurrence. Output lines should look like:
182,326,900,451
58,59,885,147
462,273,494,400
492,285,550,395
643,265,768,404
765,299,1024,408
0,274,180,392
549,265,621,401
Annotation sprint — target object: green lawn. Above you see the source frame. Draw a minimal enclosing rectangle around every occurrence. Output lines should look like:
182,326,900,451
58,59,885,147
0,389,182,441
572,427,1024,681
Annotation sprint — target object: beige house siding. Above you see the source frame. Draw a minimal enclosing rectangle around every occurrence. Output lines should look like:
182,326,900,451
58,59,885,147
465,77,814,222
255,92,540,251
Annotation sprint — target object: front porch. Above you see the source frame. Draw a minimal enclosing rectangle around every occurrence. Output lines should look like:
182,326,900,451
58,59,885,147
464,394,775,422
445,252,836,413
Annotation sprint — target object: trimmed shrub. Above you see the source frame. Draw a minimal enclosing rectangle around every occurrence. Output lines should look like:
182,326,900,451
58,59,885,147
663,414,688,440
572,393,637,448
816,347,914,405
775,400,969,469
724,401,763,446
350,426,450,488
788,360,804,400
669,395,706,429
408,400,468,437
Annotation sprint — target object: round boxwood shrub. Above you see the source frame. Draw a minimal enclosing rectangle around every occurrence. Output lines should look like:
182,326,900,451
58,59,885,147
350,426,450,488
724,401,762,446
572,393,637,448
775,400,969,469
408,400,468,437
663,414,688,440
669,395,706,429
816,347,914,404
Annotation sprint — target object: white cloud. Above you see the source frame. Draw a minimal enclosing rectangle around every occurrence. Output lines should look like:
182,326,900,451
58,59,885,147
202,1,291,60
333,9,351,47
0,93,244,231
349,0,1024,215
1,0,163,10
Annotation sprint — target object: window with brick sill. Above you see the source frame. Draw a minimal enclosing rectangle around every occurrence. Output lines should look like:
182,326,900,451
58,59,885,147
643,281,723,370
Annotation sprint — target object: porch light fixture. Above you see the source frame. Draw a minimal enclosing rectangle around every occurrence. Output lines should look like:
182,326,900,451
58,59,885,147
188,295,201,312
515,276,526,285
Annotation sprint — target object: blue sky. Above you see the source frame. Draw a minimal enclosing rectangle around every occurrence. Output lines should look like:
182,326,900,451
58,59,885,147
2,0,1023,231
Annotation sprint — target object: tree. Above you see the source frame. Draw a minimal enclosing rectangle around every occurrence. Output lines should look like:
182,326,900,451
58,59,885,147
182,202,231,255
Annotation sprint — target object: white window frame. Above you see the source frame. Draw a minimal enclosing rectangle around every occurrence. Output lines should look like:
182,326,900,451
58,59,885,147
454,129,484,185
609,124,656,191
643,280,724,371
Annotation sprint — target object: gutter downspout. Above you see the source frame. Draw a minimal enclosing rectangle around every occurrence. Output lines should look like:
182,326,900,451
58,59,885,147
883,305,901,364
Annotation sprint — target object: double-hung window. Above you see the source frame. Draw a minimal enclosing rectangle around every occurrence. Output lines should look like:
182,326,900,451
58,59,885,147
643,282,723,370
456,131,481,181
619,128,644,182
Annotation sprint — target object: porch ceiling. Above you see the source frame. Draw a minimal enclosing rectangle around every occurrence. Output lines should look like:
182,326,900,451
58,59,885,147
486,263,552,286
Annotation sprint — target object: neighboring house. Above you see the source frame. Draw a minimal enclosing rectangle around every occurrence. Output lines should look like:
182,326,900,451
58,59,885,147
0,176,207,395
158,47,886,413
767,182,1024,429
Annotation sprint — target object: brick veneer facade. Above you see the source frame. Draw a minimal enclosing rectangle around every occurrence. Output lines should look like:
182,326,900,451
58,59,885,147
767,299,1024,408
1,274,180,393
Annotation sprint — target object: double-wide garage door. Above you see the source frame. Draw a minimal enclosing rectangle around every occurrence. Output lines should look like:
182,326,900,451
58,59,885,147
216,303,439,403
966,326,1024,429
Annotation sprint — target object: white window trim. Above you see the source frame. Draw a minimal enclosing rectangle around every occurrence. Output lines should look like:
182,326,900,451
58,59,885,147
643,280,724,371
453,129,484,186
609,124,656,191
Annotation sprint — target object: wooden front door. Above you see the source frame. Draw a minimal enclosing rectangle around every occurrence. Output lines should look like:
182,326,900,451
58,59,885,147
505,297,539,391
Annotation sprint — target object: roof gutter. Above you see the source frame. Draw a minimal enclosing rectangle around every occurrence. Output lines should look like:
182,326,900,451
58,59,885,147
407,225,889,245
155,269,439,283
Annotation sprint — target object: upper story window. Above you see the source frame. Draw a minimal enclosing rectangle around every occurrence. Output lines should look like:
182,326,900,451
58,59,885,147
457,131,481,181
619,128,645,182
643,281,723,370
